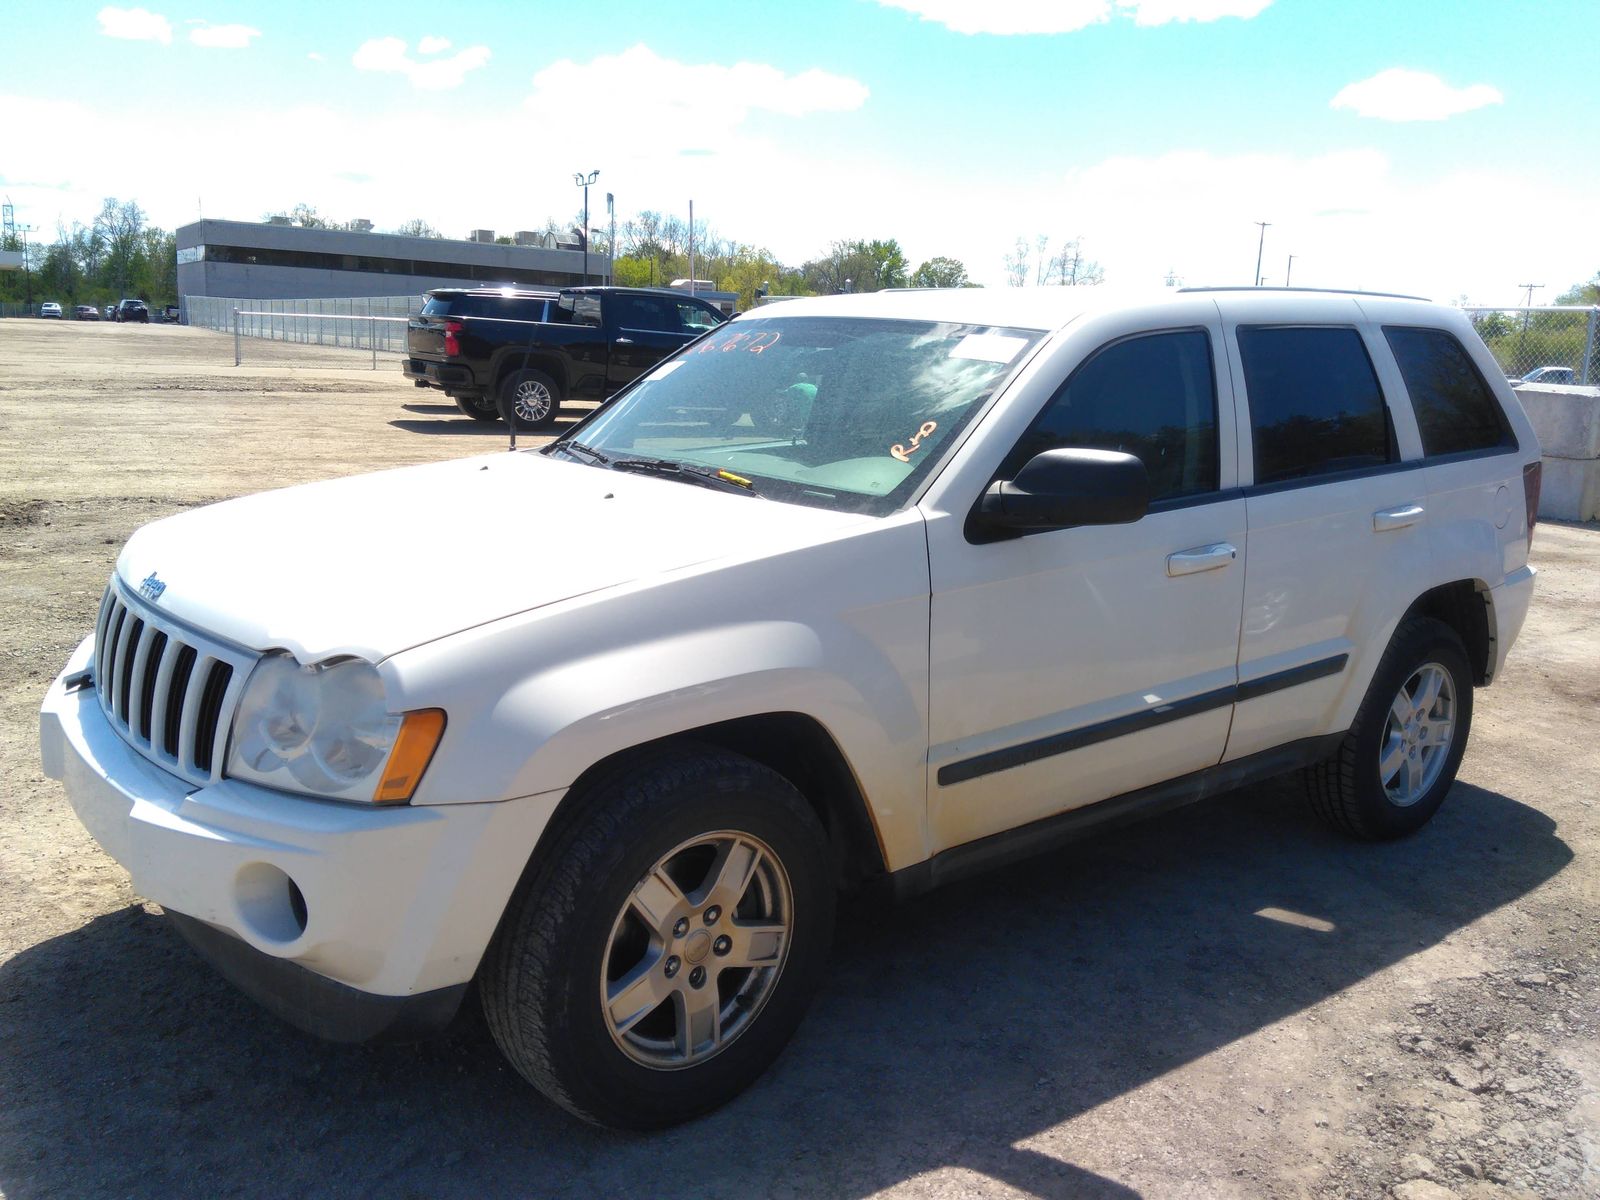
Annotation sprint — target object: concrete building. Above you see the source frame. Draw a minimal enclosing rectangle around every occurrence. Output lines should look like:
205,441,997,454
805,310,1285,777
175,219,610,307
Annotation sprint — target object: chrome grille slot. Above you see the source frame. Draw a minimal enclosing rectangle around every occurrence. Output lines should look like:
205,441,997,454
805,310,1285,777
91,578,259,788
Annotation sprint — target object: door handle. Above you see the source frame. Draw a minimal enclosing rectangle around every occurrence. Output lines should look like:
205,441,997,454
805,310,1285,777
1373,504,1424,532
1167,542,1237,577
614,337,634,345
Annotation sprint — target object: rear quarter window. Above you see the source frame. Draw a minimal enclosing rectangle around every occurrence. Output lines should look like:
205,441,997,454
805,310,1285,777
1383,326,1515,457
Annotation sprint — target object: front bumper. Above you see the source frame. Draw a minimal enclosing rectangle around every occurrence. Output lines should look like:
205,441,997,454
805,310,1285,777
40,636,562,1040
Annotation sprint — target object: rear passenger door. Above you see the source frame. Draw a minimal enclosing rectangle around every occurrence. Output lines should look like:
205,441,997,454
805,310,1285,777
606,294,702,393
1220,297,1435,763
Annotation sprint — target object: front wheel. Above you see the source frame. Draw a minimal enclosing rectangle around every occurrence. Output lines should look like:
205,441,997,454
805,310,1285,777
497,369,561,432
1305,616,1474,839
479,747,835,1128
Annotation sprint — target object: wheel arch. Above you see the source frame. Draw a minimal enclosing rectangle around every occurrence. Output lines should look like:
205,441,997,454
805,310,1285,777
492,350,567,396
525,714,889,899
1401,579,1494,685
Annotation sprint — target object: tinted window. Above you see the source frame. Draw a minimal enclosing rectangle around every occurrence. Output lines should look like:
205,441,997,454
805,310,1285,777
1238,326,1391,485
611,294,679,332
1002,329,1219,502
677,301,724,333
1383,326,1513,457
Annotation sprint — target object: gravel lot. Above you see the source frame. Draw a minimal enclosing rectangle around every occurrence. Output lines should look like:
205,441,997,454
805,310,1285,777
1,320,1596,1199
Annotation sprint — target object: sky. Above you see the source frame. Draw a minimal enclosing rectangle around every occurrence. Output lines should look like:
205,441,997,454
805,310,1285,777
4,0,1598,304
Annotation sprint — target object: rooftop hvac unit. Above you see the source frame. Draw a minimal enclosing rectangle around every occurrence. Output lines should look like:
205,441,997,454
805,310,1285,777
350,218,374,233
469,229,496,243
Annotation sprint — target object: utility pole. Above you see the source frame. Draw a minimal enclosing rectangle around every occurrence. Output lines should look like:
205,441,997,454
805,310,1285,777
1285,255,1296,286
1254,221,1271,287
1517,283,1543,331
688,199,695,296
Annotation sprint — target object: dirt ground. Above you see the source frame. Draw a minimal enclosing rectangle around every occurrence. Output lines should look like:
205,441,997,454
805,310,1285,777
1,320,1596,1200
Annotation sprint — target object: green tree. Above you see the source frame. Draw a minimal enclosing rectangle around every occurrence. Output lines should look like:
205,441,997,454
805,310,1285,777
909,256,970,288
1555,272,1600,306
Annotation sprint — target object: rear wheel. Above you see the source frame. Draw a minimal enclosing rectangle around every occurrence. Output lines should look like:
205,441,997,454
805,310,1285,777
454,394,500,423
1305,616,1473,839
480,747,835,1128
497,369,561,431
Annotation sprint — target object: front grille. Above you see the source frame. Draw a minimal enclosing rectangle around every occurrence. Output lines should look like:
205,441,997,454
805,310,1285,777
92,579,258,788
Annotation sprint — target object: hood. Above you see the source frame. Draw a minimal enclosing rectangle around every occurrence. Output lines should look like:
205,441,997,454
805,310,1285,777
116,451,868,662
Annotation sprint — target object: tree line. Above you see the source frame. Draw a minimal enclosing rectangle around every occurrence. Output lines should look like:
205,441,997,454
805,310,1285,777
1,199,177,311
1,195,1120,314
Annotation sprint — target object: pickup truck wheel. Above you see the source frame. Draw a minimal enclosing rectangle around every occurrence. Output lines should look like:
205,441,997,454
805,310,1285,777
479,747,835,1129
498,369,560,431
1305,616,1473,840
454,394,500,423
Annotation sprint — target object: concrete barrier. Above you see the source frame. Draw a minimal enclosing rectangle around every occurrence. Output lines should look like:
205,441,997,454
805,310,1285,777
1515,384,1600,521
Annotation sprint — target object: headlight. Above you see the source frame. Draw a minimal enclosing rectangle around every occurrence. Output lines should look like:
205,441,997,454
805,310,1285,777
227,653,444,804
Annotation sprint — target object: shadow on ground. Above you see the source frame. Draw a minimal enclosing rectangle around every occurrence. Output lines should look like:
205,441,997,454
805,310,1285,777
0,780,1568,1199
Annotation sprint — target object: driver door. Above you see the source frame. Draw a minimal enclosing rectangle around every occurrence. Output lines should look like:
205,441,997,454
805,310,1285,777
923,317,1247,853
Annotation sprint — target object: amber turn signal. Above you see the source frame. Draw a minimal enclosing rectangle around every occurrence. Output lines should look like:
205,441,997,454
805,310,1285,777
373,709,447,803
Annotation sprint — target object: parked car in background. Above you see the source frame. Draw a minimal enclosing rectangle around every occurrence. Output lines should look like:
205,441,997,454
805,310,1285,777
40,302,62,319
74,305,100,321
103,305,116,321
163,305,181,324
1512,366,1576,387
404,285,727,430
115,299,150,323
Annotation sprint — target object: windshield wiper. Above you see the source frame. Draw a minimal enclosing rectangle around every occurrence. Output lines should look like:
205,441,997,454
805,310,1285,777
609,457,759,496
553,440,610,465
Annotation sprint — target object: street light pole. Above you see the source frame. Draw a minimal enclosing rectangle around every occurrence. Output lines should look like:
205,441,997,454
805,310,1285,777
573,170,599,285
606,192,615,286
1254,221,1271,287
1285,255,1295,286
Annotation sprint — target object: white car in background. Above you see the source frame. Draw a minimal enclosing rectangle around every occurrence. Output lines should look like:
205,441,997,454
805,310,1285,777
42,286,1540,1129
39,301,62,318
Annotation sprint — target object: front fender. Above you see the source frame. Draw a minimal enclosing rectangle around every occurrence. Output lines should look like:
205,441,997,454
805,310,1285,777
384,514,934,872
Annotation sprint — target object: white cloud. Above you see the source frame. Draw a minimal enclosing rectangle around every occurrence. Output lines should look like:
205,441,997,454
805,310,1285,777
307,51,323,61
189,22,261,48
1331,68,1503,122
352,36,490,90
97,6,172,43
1116,0,1274,25
872,0,1271,34
417,35,451,54
527,44,868,139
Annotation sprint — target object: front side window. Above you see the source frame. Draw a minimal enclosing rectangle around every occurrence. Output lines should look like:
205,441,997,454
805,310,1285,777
1238,326,1392,486
555,316,1042,515
677,302,724,333
1000,329,1219,502
1383,326,1513,457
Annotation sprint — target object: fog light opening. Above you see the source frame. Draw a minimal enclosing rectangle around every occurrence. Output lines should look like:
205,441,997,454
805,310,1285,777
235,862,308,945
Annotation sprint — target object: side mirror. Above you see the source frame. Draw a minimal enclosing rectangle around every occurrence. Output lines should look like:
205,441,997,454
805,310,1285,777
974,448,1150,535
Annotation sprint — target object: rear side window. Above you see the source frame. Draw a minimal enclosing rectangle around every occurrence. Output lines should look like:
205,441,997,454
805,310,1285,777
423,294,550,321
1383,326,1514,457
1001,329,1219,502
1238,326,1392,486
677,302,724,333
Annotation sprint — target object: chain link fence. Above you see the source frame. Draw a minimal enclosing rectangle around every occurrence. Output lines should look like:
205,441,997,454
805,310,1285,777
1463,305,1600,386
185,294,423,353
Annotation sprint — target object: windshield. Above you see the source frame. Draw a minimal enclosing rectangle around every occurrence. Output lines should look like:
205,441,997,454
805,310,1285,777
553,316,1041,515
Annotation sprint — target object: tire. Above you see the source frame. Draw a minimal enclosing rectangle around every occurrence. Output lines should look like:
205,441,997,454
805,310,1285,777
479,747,835,1129
497,369,561,432
1305,616,1474,840
454,394,501,423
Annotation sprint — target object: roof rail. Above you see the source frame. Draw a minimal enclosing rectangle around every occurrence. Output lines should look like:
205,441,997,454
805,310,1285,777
1177,285,1430,302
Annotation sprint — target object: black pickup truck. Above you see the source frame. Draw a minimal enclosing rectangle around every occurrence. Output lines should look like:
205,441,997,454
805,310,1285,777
403,286,727,430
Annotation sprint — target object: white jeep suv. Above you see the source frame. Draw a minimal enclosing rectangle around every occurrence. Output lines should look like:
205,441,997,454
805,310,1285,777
41,287,1540,1128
